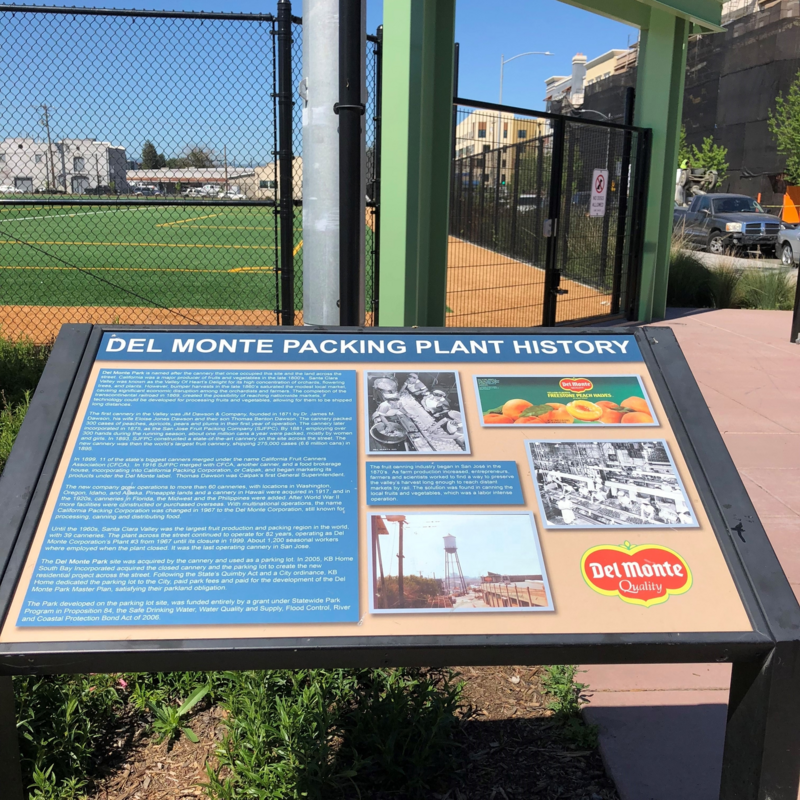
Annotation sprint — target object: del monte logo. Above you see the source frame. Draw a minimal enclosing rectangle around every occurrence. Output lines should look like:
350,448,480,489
559,377,593,394
580,541,692,607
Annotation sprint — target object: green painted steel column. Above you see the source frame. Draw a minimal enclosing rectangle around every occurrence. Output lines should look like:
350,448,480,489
634,7,689,321
378,0,456,327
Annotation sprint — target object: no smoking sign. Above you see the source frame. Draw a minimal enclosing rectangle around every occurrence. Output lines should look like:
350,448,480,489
589,168,609,218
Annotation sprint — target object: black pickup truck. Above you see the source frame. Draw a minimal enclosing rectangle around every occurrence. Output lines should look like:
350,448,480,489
673,193,781,255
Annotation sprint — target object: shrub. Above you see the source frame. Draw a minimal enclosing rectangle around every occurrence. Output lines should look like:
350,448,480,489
737,268,796,310
709,260,742,309
0,392,30,474
0,334,51,406
14,674,123,799
541,665,598,749
667,236,713,307
204,668,465,799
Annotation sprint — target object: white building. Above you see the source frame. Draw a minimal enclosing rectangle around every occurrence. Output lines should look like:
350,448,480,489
0,137,128,194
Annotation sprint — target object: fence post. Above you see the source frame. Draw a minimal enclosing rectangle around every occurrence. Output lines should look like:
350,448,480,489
509,143,521,254
542,116,566,326
533,136,545,267
612,86,635,315
338,0,364,326
626,128,651,319
791,272,800,344
558,124,576,281
372,26,383,326
493,147,502,248
276,0,295,325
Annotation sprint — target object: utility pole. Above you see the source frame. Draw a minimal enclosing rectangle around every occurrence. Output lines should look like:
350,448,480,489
40,104,57,191
223,144,229,193
387,515,406,608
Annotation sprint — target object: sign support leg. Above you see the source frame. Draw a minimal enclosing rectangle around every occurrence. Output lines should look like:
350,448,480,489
719,643,800,799
0,677,25,800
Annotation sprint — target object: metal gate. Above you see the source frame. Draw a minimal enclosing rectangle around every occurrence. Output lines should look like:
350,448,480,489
0,3,382,341
448,98,649,327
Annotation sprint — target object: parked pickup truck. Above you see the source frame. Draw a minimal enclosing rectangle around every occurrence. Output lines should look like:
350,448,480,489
673,193,781,255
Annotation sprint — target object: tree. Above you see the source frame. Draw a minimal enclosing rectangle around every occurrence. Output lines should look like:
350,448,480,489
141,140,159,170
165,146,215,169
691,136,729,182
768,71,800,185
678,125,691,167
677,126,729,182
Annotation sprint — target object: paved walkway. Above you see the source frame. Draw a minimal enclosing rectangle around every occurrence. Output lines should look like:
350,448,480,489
583,308,800,800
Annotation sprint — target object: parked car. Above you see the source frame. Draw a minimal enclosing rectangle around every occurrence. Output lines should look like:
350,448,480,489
197,184,222,197
133,186,162,197
0,184,24,194
777,223,800,266
182,187,206,197
219,189,246,200
673,193,781,255
517,194,545,212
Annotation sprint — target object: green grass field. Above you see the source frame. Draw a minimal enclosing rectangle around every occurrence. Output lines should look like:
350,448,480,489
0,204,306,311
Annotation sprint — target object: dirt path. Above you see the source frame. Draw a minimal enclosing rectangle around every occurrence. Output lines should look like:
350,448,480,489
446,236,612,327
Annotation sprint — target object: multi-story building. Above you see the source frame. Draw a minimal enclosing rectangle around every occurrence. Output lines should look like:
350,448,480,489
453,110,548,191
544,0,800,205
0,137,127,193
544,49,637,115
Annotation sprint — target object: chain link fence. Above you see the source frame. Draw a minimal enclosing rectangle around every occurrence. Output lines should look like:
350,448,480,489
0,4,381,341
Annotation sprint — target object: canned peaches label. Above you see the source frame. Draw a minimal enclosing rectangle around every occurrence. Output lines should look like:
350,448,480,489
559,377,593,393
581,542,692,607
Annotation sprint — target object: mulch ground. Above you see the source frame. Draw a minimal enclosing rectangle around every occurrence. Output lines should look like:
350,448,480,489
85,667,617,800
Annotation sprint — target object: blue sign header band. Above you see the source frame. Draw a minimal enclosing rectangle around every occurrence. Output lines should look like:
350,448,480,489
97,332,642,363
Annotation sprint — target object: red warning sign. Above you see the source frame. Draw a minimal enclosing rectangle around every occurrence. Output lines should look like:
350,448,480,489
590,168,609,218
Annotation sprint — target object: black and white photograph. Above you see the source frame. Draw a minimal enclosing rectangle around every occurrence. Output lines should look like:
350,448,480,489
369,513,553,613
526,440,698,529
364,371,470,455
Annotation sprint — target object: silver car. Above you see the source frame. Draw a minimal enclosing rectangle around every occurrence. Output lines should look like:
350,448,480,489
778,224,800,266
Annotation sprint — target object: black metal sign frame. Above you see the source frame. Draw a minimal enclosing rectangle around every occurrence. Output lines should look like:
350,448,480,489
0,324,798,799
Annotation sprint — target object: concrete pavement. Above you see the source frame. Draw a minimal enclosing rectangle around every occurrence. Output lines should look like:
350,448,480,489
583,308,800,800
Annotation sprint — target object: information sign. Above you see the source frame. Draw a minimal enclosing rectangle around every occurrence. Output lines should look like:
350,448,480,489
0,324,798,798
590,168,609,217
0,328,757,640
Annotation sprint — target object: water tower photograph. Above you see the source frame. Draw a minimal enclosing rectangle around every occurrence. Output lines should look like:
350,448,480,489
368,513,553,614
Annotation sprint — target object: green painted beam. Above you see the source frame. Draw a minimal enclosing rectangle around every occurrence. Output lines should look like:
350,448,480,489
556,0,650,28
378,0,456,327
557,0,723,31
635,7,690,321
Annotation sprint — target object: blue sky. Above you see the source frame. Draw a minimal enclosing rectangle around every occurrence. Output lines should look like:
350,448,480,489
1,1,636,162
38,0,637,109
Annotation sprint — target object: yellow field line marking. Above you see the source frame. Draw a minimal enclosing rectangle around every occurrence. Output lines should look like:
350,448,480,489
170,224,303,232
293,239,303,256
0,264,275,275
0,264,277,274
228,266,279,273
155,213,222,227
0,239,276,250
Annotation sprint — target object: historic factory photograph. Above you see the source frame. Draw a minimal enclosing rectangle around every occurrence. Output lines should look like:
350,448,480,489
369,513,553,613
526,440,697,529
364,371,470,455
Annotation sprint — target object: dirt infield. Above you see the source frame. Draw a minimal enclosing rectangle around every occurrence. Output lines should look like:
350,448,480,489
445,236,612,327
2,234,608,341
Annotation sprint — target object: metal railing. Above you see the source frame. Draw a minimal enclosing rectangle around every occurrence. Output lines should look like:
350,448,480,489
447,97,649,327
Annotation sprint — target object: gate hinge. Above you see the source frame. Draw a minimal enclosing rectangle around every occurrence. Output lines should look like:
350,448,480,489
543,218,557,237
